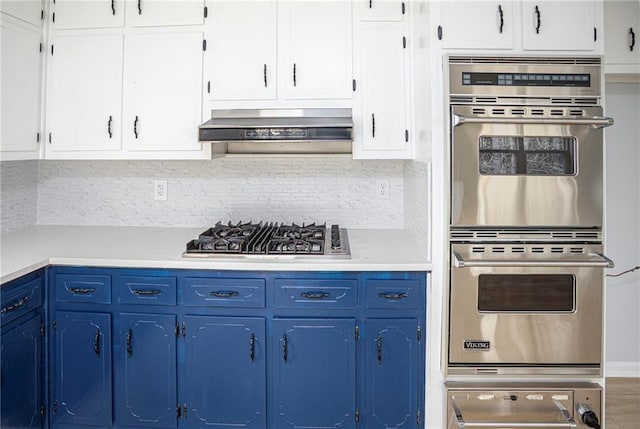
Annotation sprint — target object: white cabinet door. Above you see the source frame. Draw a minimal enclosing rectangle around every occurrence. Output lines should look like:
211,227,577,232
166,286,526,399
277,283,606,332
48,35,123,152
604,0,640,69
359,0,404,21
0,0,43,27
522,1,596,51
123,32,203,152
52,0,125,29
208,0,276,101
279,1,353,100
126,0,204,27
0,17,42,158
439,1,514,50
355,23,410,158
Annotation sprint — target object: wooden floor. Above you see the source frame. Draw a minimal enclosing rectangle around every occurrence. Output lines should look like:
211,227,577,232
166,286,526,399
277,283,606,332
606,378,640,429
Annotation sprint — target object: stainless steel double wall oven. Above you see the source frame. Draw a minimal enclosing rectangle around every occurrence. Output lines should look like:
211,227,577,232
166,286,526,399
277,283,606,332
447,57,614,378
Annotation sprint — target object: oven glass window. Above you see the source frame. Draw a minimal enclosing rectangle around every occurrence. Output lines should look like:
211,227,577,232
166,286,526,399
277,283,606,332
478,274,575,312
479,136,576,175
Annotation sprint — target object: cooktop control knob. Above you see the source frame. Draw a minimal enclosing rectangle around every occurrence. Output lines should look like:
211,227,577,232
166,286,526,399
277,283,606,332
578,404,601,429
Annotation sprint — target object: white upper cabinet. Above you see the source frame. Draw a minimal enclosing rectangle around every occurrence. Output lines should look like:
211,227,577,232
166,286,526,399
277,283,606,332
123,32,203,152
521,1,596,51
208,0,277,101
0,0,43,27
126,0,205,27
604,0,640,74
279,1,353,100
52,0,125,29
439,1,514,50
359,0,404,22
47,34,124,153
0,16,42,159
354,22,410,159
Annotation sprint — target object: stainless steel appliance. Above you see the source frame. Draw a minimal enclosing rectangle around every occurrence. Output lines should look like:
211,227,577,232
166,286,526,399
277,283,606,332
446,57,613,377
183,221,350,259
198,109,353,155
449,58,613,229
447,383,602,429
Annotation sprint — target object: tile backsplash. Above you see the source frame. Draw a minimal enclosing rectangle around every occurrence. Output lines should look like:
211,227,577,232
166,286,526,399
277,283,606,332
1,161,38,234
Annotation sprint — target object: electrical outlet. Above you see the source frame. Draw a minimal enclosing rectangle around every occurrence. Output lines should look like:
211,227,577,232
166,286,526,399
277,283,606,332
154,180,168,201
376,179,390,200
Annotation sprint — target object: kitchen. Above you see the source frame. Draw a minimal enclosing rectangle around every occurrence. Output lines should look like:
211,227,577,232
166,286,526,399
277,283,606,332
1,1,639,429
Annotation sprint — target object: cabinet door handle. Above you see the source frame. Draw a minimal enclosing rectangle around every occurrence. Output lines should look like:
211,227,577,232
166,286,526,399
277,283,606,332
534,5,541,34
263,64,267,87
137,0,142,15
126,329,133,357
94,329,101,357
111,0,115,15
369,0,372,8
378,292,408,300
1,296,29,314
293,63,297,87
498,5,504,34
282,334,288,363
132,289,162,296
630,28,636,52
69,287,96,295
210,290,239,298
107,115,113,138
300,291,330,299
134,116,139,138
376,336,382,364
250,333,255,362
372,113,376,138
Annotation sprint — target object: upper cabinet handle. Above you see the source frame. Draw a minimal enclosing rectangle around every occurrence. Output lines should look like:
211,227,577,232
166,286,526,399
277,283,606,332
498,5,504,34
137,0,142,15
111,0,115,15
293,63,297,87
630,28,636,52
534,5,541,34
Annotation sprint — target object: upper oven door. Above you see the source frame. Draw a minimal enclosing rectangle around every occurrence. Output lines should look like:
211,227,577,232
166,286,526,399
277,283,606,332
451,105,609,229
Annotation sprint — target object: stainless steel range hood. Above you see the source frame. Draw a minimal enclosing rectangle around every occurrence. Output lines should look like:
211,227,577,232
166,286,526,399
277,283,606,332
198,108,353,155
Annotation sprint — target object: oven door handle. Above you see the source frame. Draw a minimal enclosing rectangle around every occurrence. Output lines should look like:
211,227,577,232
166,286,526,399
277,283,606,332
451,400,578,428
452,251,614,268
453,114,614,129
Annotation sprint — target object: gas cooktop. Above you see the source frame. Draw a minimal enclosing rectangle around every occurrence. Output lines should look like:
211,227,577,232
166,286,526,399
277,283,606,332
183,221,350,259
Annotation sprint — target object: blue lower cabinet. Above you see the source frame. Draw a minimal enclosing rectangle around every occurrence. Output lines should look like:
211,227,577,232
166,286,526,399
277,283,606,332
1,314,44,429
53,311,112,427
272,318,356,429
365,318,420,429
114,313,177,428
182,315,266,429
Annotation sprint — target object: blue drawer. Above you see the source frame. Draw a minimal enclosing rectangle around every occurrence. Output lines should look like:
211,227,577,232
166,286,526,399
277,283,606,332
365,279,420,309
183,277,266,308
118,276,177,305
274,279,357,309
56,274,112,304
1,275,43,326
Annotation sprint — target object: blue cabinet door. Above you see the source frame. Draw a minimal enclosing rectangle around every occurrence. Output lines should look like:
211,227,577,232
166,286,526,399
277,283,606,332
365,319,419,429
53,311,112,427
183,316,266,429
272,318,356,429
115,313,177,428
1,314,43,429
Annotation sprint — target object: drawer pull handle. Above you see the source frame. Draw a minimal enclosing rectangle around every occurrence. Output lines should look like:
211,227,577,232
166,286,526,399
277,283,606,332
1,296,29,314
69,287,96,295
377,336,382,364
300,291,330,299
210,290,239,298
378,292,408,300
94,328,101,357
282,334,288,363
126,329,133,357
250,333,255,362
132,289,162,296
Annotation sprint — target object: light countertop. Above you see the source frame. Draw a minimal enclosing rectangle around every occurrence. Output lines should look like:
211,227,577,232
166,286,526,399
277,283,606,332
1,225,431,284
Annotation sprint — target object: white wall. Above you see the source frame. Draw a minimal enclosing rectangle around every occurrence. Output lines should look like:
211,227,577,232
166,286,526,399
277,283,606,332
605,82,640,376
0,161,38,234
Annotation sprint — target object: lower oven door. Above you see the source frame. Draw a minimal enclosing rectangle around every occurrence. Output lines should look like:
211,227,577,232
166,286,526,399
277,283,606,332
448,243,612,375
